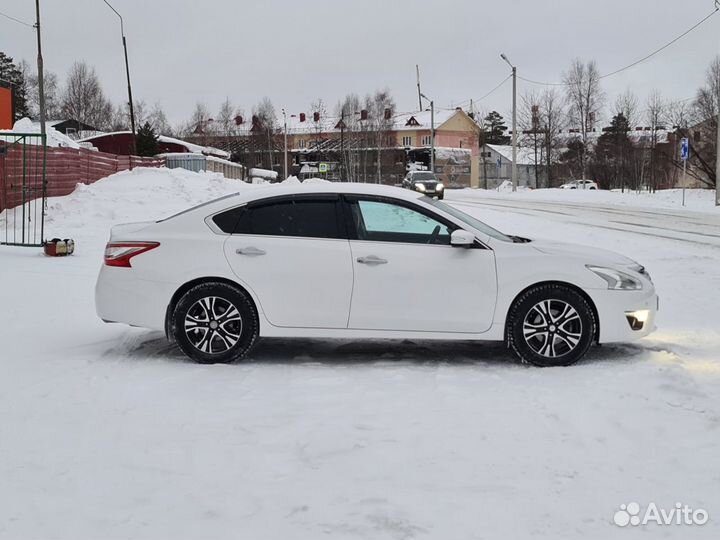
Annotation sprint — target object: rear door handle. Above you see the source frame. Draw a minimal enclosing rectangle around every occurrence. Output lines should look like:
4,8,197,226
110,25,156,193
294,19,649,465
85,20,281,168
236,247,266,256
357,255,387,265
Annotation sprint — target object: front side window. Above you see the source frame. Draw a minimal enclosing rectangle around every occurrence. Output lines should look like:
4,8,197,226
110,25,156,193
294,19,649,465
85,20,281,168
351,199,452,244
213,198,341,239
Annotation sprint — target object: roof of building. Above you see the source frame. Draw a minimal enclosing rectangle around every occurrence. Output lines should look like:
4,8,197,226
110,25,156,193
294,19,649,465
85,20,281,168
78,131,230,159
486,144,539,166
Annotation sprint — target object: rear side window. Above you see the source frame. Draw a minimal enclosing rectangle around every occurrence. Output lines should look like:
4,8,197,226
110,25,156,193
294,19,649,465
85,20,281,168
212,198,342,239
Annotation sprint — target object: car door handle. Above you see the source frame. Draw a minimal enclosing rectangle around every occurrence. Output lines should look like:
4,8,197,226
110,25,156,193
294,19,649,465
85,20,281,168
357,255,387,265
236,247,266,256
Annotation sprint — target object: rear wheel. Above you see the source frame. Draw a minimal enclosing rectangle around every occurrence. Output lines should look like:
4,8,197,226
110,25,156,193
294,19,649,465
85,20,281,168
507,284,596,367
171,282,258,364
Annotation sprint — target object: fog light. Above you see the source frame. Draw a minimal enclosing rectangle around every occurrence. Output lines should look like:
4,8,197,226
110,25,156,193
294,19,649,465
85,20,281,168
625,309,649,331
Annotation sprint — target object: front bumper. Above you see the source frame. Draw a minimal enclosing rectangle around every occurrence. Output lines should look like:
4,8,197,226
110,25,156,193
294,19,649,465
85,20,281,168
586,287,658,343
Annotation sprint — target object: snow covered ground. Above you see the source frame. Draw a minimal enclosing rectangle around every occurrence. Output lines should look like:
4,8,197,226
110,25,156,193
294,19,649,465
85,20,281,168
1,169,719,540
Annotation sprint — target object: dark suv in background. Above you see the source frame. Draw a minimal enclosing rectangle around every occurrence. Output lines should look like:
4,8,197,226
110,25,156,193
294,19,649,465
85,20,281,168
402,171,444,199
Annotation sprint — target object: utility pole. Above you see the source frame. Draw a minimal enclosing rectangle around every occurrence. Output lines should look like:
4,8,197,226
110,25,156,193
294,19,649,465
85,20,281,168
340,109,345,181
34,0,47,243
282,108,288,180
716,111,720,206
416,65,423,112
34,0,46,141
420,93,435,175
430,99,435,175
103,1,136,159
501,53,518,192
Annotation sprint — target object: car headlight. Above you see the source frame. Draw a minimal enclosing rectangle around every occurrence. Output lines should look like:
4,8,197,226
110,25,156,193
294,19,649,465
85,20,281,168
436,183,444,190
587,265,643,290
415,183,426,191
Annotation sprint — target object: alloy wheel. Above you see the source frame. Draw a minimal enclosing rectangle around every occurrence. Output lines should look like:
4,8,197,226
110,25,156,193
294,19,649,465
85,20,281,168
522,299,583,359
184,296,243,354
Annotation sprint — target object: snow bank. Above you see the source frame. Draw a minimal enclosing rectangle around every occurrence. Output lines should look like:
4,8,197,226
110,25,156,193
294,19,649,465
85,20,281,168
0,117,81,148
39,167,244,241
459,185,718,211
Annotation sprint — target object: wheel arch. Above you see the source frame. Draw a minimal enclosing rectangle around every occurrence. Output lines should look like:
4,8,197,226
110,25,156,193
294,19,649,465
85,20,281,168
165,276,259,341
505,280,600,343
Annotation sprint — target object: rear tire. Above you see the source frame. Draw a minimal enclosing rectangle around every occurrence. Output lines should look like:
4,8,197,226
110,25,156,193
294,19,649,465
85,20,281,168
171,282,258,364
507,284,596,367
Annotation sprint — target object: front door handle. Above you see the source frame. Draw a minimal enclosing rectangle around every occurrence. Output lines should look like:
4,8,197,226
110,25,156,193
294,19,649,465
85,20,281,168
236,247,266,256
357,255,388,265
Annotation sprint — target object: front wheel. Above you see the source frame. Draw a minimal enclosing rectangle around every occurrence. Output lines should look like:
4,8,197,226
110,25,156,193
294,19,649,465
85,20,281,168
507,284,596,366
171,282,258,364
437,193,444,200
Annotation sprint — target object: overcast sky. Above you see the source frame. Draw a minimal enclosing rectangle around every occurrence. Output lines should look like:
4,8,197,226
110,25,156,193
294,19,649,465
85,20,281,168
2,0,719,126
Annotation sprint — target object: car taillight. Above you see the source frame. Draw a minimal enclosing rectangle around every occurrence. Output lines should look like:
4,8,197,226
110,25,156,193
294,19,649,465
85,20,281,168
104,242,160,268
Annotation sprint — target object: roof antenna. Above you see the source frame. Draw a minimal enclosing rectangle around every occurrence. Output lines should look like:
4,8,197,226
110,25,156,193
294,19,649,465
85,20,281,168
416,64,423,112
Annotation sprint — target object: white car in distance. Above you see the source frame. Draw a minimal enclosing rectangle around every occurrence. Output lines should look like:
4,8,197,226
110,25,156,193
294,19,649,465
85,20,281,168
96,184,657,367
560,179,599,190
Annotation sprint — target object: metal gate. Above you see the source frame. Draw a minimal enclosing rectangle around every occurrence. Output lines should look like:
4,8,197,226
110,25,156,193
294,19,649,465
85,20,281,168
0,133,47,247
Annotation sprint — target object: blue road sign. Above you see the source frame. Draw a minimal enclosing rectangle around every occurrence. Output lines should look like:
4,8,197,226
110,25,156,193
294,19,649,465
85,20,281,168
680,138,689,161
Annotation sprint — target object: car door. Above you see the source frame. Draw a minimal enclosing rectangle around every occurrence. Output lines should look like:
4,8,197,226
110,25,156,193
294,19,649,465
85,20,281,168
345,196,497,333
221,195,353,329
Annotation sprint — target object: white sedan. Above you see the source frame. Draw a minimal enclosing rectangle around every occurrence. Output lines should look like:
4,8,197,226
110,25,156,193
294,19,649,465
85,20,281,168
560,179,599,190
96,184,657,367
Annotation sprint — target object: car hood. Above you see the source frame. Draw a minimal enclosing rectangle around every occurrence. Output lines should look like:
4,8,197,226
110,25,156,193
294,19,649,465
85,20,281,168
530,239,637,268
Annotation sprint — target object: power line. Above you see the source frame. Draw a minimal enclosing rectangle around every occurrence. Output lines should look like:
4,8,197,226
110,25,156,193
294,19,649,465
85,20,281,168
0,9,34,28
518,5,719,87
444,74,513,110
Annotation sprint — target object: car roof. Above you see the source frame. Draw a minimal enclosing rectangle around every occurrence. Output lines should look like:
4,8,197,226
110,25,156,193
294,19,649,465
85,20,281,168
198,182,425,215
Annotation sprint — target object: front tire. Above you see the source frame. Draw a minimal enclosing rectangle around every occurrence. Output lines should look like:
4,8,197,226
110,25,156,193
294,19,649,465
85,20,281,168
171,282,258,364
507,284,596,367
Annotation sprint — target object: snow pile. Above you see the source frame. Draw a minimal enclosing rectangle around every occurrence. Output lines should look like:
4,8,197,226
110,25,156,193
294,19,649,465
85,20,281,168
0,117,81,148
496,179,533,192
38,167,243,247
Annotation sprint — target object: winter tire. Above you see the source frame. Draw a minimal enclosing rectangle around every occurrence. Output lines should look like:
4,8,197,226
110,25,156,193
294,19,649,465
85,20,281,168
507,284,596,367
171,282,258,364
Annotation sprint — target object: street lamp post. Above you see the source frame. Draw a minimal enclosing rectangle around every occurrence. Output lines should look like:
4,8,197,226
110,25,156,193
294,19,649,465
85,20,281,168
103,0,136,158
500,53,518,192
420,93,435,174
282,109,288,180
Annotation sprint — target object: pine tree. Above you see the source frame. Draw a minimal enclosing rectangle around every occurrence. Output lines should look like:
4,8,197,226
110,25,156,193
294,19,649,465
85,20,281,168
0,51,30,121
135,122,160,157
482,111,510,145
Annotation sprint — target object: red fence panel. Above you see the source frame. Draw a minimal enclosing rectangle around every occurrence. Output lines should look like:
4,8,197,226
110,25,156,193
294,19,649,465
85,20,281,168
0,146,165,213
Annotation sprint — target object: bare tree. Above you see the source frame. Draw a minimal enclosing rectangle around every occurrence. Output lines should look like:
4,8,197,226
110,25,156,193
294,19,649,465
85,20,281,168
563,59,604,179
251,97,277,170
146,102,170,135
190,102,211,133
335,93,362,181
684,55,720,187
21,60,61,120
645,90,668,192
60,61,113,129
361,89,395,183
309,98,328,161
217,98,235,136
614,89,640,128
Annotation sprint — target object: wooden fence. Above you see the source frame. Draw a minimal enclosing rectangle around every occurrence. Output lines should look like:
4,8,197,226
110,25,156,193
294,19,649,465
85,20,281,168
0,145,164,213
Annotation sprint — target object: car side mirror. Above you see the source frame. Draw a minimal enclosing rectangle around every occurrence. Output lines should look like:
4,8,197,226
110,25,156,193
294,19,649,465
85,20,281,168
450,229,475,247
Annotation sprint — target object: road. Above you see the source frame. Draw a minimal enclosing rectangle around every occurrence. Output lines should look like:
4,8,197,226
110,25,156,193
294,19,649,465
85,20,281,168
447,193,720,248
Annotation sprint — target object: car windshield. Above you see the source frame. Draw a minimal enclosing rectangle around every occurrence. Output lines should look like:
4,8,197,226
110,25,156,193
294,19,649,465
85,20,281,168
411,172,436,181
423,197,513,242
